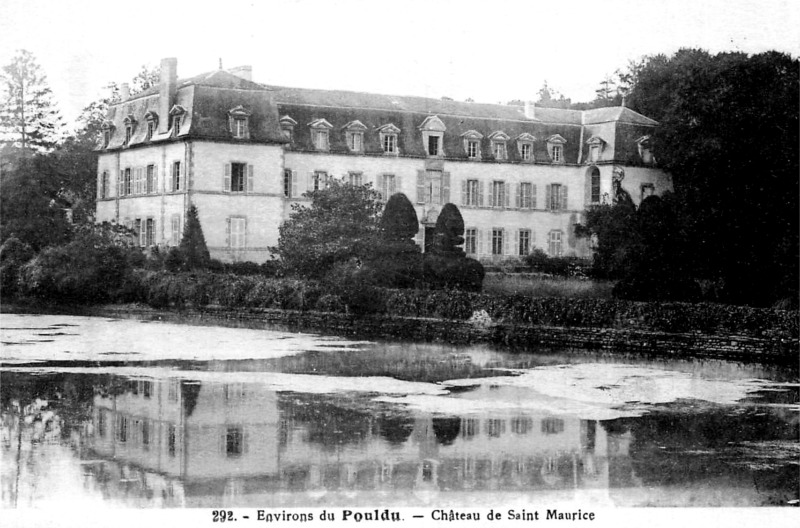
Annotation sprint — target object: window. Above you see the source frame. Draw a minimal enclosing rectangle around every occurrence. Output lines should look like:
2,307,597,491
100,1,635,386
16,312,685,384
378,123,401,154
520,142,532,161
233,118,248,138
548,230,563,257
116,415,128,443
637,135,654,164
168,379,179,402
427,135,440,156
511,417,532,435
230,162,246,192
229,217,246,249
146,121,155,141
589,145,600,162
134,167,143,195
348,171,362,186
102,124,112,148
379,173,396,200
548,183,567,211
465,179,479,206
547,134,567,163
518,229,531,256
348,131,363,152
486,419,505,438
493,141,506,160
467,140,479,158
226,427,243,456
308,118,333,150
284,169,292,197
142,420,150,448
590,168,601,204
171,115,181,137
124,126,132,146
145,218,155,246
98,410,107,438
168,425,176,456
541,418,565,435
146,165,156,194
465,228,477,255
492,229,504,255
170,214,181,245
490,181,507,208
519,182,534,209
280,115,297,142
171,162,182,191
313,171,328,191
100,171,109,199
124,168,132,196
135,218,144,247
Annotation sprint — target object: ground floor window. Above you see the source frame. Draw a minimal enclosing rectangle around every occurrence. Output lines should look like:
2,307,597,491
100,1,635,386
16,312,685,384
548,230,563,257
226,427,243,456
465,228,477,255
229,217,246,249
145,218,155,246
519,229,531,256
171,214,181,245
492,229,504,255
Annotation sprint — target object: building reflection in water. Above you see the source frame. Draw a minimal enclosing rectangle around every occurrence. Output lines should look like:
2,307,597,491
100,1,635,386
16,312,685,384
79,375,637,506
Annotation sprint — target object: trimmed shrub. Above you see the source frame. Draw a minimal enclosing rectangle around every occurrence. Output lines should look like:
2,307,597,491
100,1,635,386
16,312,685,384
432,203,465,256
179,205,210,270
422,254,484,292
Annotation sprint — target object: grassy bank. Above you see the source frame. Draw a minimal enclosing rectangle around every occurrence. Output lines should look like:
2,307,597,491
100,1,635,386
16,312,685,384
483,272,615,299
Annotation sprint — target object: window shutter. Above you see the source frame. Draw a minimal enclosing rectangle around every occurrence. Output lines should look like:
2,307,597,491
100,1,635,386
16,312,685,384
291,171,298,198
477,229,483,255
223,164,231,192
153,166,158,193
152,219,157,246
243,120,249,139
442,172,451,204
461,180,467,206
228,116,234,134
118,170,123,196
515,183,520,209
225,217,231,247
247,164,254,192
562,186,568,210
414,226,423,248
514,229,520,257
585,174,591,206
488,230,494,255
504,184,510,208
307,172,314,193
416,171,425,204
138,220,145,246
531,184,537,209
545,184,551,211
504,228,511,255
479,181,485,207
390,175,397,195
242,218,247,249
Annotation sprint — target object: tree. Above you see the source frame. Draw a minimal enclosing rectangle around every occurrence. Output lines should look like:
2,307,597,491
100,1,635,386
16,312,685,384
0,50,64,153
272,180,383,278
372,193,422,288
625,49,799,306
535,81,572,109
423,203,484,291
179,204,210,270
432,203,465,255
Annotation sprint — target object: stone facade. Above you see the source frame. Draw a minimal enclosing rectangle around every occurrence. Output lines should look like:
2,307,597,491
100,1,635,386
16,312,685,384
96,58,671,263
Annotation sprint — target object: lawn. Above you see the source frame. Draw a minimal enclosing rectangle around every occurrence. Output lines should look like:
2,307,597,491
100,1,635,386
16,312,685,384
482,272,615,299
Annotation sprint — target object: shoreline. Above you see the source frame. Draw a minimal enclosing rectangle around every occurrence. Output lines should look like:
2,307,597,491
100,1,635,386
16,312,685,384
3,300,796,365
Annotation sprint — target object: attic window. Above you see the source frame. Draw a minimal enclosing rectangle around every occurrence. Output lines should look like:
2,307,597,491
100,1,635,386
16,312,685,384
586,136,606,162
344,120,367,153
280,115,297,142
101,121,114,148
168,105,187,138
308,118,333,151
418,115,446,158
378,123,400,155
122,114,137,147
228,105,252,139
461,130,483,160
489,131,510,161
547,134,567,163
516,133,536,162
637,135,654,164
144,111,158,141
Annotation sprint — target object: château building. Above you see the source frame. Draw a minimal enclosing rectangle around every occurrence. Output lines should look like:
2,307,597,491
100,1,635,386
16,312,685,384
95,58,671,263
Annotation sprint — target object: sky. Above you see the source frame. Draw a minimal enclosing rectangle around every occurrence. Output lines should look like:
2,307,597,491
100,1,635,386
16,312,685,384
1,0,798,129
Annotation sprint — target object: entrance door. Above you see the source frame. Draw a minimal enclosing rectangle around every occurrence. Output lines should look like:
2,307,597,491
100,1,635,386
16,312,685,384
424,226,436,253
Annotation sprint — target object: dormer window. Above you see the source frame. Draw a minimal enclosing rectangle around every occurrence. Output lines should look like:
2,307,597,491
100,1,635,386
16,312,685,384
637,135,654,164
461,130,483,160
168,105,187,138
547,134,567,163
308,118,333,151
144,111,158,141
280,115,297,142
228,105,252,139
122,114,136,147
488,131,510,161
516,133,536,162
343,120,367,153
101,121,114,148
418,115,446,158
586,135,606,163
377,123,400,155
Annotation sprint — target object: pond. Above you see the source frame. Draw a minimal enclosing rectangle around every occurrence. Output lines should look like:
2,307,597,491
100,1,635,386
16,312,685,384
1,312,798,509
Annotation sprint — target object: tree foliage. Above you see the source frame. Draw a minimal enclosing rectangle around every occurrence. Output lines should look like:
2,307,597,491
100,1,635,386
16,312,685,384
272,180,383,278
625,49,799,306
372,193,422,288
423,203,484,292
179,204,210,270
0,50,64,152
432,203,465,256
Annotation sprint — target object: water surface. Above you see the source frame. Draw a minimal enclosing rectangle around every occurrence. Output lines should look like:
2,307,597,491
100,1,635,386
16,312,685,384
1,313,797,508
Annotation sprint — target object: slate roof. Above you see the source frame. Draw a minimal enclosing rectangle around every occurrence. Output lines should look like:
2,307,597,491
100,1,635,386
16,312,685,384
102,68,659,165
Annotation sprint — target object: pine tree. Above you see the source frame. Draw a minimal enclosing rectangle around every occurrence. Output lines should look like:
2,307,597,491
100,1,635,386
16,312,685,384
179,205,210,270
0,50,64,153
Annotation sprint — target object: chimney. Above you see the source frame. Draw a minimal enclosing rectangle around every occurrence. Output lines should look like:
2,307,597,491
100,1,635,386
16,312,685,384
228,65,252,82
158,57,178,134
524,100,536,119
120,83,130,101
